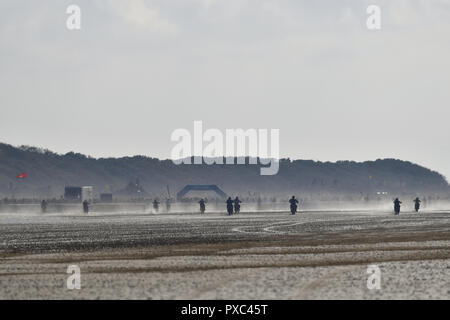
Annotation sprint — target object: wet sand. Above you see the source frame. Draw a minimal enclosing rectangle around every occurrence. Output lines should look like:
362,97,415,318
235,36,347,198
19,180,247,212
0,210,450,299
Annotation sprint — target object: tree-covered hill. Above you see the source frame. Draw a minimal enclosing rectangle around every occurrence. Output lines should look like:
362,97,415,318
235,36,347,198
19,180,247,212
0,143,448,199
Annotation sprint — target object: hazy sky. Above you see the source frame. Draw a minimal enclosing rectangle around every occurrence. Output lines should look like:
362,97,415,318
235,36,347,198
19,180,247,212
1,0,449,179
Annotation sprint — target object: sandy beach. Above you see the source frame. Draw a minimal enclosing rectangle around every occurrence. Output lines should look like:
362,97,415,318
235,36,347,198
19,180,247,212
1,210,449,299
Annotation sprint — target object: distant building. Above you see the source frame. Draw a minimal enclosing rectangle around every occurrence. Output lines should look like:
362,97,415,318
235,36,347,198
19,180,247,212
64,186,94,203
82,186,94,203
64,186,82,201
100,193,113,203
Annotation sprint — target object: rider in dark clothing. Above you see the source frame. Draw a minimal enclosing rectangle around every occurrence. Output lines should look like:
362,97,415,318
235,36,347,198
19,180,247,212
394,198,402,215
153,199,160,213
199,198,206,214
289,196,299,215
41,200,47,213
226,197,234,215
413,197,421,212
233,197,241,214
83,200,89,214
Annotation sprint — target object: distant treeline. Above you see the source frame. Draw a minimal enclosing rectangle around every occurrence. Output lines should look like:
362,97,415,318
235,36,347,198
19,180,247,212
0,143,448,199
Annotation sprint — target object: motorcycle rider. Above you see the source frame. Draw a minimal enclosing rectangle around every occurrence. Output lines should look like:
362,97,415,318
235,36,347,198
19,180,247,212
289,196,299,215
41,199,47,213
83,200,89,214
153,199,160,213
234,196,241,214
199,198,206,214
394,198,402,215
413,197,421,213
226,197,234,215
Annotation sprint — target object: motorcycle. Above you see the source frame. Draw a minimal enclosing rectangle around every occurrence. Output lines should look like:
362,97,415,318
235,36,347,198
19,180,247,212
415,202,420,213
394,203,401,215
290,204,297,215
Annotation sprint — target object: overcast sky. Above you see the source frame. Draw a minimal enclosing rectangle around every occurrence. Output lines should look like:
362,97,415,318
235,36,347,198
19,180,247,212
1,0,449,179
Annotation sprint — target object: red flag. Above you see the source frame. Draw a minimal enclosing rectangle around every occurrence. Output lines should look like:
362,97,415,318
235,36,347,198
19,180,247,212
16,173,27,179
